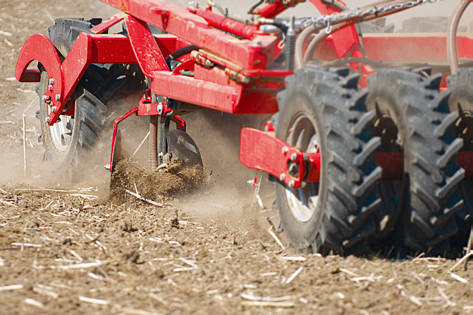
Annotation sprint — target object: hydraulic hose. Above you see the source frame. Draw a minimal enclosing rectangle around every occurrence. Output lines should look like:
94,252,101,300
448,0,470,75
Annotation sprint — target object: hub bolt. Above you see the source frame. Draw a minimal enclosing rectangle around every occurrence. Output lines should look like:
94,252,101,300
55,94,60,100
291,153,297,161
289,180,295,188
42,95,48,102
48,78,54,85
48,84,53,91
282,146,288,154
204,59,214,68
279,173,286,181
288,162,299,176
52,106,57,113
46,117,50,124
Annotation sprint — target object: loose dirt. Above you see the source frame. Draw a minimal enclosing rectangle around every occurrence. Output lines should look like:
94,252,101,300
1,1,473,314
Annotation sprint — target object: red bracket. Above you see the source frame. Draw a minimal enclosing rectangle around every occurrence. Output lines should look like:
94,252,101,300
137,90,173,117
239,127,320,189
137,90,186,131
109,107,139,171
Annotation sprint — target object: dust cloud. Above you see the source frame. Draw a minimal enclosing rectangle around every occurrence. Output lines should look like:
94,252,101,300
176,110,277,233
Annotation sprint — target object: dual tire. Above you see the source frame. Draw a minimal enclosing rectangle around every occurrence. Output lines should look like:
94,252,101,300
276,68,466,255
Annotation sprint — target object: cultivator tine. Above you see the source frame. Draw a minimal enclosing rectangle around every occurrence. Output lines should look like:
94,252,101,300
110,129,123,173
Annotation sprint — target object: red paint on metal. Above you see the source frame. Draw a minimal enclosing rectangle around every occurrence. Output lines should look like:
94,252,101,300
171,116,186,132
15,32,186,125
137,90,173,117
101,0,278,70
151,70,239,113
91,13,126,34
305,152,321,182
171,59,195,75
239,127,320,188
264,121,275,132
15,34,63,125
21,69,40,82
196,50,291,78
125,16,169,78
255,4,288,18
308,0,361,59
253,0,304,17
361,35,473,62
110,107,139,171
240,128,405,185
189,7,259,40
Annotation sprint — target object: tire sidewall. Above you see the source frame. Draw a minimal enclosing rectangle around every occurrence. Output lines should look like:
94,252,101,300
39,71,82,173
275,84,327,248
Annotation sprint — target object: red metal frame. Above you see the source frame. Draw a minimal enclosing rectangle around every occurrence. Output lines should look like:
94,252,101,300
110,88,187,169
14,0,473,180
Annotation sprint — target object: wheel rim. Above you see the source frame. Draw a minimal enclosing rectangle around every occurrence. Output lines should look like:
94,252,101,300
49,111,73,152
284,112,320,223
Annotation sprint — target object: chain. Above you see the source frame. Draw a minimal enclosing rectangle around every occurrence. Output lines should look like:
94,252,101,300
303,0,437,32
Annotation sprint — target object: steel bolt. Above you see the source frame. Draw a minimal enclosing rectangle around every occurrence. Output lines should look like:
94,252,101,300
48,84,53,91
289,180,295,188
291,153,297,161
157,102,163,115
279,173,286,181
288,162,298,176
49,78,54,85
42,95,48,102
51,106,57,113
46,117,50,124
237,74,250,84
282,146,288,154
55,94,60,100
204,59,214,68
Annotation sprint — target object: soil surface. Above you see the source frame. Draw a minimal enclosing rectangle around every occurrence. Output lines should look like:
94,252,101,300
1,1,473,314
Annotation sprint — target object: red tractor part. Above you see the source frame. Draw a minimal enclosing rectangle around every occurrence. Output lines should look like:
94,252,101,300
239,127,320,189
14,0,473,255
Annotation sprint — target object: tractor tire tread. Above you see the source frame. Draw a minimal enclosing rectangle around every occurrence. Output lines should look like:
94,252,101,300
276,68,382,255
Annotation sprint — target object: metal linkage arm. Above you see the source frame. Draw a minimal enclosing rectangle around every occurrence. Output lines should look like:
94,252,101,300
239,127,320,189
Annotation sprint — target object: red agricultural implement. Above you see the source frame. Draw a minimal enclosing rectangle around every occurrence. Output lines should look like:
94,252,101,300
15,0,473,255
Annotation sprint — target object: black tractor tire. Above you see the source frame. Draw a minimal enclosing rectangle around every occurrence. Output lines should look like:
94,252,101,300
447,67,473,227
367,68,464,254
275,68,382,255
38,18,142,179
